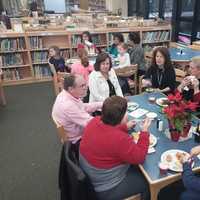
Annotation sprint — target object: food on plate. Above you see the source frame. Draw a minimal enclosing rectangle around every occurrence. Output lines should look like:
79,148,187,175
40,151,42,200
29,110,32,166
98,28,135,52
160,98,169,105
166,154,172,162
176,152,187,161
145,88,154,93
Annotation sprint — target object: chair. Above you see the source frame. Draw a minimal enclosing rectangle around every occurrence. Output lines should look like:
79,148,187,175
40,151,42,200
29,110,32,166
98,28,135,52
175,68,186,83
114,64,138,94
0,70,6,106
124,194,141,200
53,72,70,96
138,75,144,94
59,142,98,200
52,115,68,144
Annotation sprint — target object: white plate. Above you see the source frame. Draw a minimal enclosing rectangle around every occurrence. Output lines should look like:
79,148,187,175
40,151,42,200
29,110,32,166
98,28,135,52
132,132,157,148
161,149,193,172
146,112,157,119
127,102,139,112
156,97,169,107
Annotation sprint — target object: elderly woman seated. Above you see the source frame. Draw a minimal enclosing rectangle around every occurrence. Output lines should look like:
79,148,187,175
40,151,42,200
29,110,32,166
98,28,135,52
177,56,200,117
79,96,151,200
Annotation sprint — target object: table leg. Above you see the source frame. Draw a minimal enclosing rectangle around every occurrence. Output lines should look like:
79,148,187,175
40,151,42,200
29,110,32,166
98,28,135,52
150,184,160,200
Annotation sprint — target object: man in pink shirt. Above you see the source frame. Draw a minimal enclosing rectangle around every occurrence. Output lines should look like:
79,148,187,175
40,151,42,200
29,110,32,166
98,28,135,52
52,74,102,144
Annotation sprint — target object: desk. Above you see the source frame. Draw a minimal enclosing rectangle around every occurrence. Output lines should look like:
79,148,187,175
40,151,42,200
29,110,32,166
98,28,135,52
128,93,200,200
169,47,200,68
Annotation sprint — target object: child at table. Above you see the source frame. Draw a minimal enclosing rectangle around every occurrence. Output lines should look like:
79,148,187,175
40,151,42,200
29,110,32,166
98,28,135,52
115,43,130,68
180,145,200,200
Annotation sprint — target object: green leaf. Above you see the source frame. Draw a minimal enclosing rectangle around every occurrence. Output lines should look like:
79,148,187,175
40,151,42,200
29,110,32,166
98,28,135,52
174,118,184,132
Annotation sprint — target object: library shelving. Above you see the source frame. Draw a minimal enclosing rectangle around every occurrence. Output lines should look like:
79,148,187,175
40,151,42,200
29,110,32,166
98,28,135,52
0,24,171,85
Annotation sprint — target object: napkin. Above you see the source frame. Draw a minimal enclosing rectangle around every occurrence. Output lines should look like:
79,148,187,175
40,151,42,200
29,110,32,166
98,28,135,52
129,108,149,118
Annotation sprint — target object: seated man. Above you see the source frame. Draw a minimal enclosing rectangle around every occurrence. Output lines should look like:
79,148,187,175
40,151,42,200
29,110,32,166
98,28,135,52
177,56,200,117
80,96,151,200
52,74,102,145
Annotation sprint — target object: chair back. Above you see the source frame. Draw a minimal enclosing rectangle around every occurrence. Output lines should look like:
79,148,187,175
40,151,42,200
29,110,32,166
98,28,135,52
59,142,98,200
114,64,138,94
114,64,138,78
53,72,70,96
175,68,186,82
52,115,68,143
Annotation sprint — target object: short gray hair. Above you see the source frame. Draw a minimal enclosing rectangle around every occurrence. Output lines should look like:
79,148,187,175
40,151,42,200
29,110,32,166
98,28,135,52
191,56,200,68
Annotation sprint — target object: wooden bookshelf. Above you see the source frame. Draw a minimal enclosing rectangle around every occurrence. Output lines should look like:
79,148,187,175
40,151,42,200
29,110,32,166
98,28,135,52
0,24,171,85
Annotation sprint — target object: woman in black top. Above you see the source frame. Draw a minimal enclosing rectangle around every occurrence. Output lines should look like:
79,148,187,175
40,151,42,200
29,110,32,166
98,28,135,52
142,46,176,94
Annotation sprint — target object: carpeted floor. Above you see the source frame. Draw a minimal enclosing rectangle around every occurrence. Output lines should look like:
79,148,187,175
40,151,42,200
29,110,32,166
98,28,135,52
0,82,61,200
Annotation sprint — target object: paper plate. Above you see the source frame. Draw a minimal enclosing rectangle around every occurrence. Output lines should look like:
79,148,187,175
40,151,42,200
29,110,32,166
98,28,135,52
161,149,193,172
146,112,157,119
156,97,169,107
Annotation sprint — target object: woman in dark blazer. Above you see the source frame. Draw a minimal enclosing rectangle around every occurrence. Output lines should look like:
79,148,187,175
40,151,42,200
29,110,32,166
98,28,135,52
142,46,176,94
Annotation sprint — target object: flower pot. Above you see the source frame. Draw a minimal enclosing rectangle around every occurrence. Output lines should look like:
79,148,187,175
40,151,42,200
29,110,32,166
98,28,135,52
170,130,180,142
182,122,191,138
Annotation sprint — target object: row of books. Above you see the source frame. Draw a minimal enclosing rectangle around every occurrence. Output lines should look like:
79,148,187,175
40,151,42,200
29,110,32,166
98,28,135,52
33,65,52,78
0,54,24,67
31,51,48,63
71,34,107,46
2,68,25,80
91,35,107,45
30,37,43,49
31,50,70,63
142,31,170,43
0,38,25,51
143,43,168,53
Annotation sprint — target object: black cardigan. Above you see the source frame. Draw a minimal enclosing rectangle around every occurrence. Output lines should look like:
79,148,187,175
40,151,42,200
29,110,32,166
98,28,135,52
144,66,176,92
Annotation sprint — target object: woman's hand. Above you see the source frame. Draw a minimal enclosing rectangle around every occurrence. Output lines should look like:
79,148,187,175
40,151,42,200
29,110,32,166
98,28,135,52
142,79,152,88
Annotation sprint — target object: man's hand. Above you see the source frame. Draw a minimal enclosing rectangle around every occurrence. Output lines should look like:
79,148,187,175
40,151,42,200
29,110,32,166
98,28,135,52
190,145,200,157
126,120,137,130
141,118,152,132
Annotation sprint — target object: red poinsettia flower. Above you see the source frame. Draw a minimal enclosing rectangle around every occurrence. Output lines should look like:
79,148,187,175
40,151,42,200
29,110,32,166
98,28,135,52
186,101,198,111
168,92,182,102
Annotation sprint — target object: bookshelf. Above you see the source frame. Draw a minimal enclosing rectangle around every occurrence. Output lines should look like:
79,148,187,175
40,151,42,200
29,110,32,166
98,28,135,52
0,24,171,85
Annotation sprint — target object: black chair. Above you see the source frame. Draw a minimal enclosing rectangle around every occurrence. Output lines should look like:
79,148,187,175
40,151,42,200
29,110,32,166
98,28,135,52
58,141,98,200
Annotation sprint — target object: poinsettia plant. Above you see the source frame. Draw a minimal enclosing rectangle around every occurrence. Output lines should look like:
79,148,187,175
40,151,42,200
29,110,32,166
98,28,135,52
163,92,198,133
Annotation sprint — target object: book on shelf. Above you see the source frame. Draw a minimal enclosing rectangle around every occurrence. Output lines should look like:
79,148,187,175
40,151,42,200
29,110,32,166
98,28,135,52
30,37,43,49
0,38,25,51
142,31,170,43
3,68,24,80
71,35,82,47
31,51,48,63
0,53,24,66
33,65,51,78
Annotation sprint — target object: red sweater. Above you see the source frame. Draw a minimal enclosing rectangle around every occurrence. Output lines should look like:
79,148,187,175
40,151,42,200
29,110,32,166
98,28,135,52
80,117,149,169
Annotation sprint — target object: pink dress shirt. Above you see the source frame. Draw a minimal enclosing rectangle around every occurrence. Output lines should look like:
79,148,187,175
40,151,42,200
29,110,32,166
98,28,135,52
71,62,94,82
52,90,102,143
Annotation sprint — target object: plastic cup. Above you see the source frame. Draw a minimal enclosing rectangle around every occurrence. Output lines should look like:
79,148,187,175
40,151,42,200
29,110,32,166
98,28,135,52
159,162,168,175
148,96,156,104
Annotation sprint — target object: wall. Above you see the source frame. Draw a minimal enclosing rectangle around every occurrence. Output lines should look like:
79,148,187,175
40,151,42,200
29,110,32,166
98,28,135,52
106,0,127,16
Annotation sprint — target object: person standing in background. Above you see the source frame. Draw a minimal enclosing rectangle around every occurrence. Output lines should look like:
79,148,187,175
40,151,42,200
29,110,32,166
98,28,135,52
128,32,146,76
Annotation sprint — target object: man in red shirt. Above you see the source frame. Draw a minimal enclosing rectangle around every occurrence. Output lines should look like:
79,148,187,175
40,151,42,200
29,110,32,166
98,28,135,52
80,96,151,200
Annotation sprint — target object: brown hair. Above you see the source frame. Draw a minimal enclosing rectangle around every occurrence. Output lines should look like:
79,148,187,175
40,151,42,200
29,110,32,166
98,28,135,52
151,46,173,70
77,48,88,58
94,52,112,71
48,46,60,57
63,74,76,91
101,96,127,126
77,48,89,68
